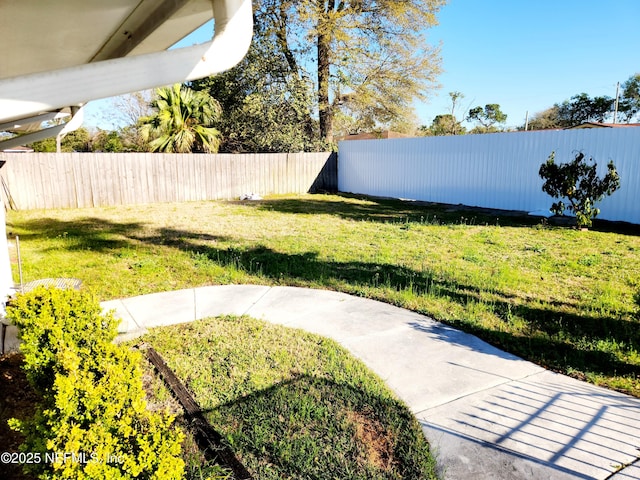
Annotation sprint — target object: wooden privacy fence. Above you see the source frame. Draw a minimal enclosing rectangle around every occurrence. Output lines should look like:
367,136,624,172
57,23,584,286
0,152,337,210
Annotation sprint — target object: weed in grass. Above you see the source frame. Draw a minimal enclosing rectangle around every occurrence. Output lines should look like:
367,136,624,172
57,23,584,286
180,427,233,480
578,254,601,267
524,244,546,254
462,250,483,265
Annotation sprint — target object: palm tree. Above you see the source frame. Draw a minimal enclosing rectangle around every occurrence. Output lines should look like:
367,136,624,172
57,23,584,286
140,84,222,153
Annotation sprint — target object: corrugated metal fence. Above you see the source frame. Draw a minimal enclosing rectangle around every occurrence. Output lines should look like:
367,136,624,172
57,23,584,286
0,152,336,210
339,128,640,224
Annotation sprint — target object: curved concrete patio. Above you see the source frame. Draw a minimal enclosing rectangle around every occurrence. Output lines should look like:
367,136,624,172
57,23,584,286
32,285,640,478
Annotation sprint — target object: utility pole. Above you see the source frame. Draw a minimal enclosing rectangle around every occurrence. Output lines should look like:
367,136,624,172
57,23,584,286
524,111,529,131
613,82,620,124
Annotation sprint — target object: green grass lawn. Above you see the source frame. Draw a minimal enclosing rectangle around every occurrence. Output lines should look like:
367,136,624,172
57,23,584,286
7,193,640,395
139,315,438,479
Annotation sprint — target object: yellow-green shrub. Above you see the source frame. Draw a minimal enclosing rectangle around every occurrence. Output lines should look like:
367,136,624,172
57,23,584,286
7,287,184,479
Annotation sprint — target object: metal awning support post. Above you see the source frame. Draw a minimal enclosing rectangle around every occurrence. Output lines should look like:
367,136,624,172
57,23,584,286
0,106,85,151
0,109,70,131
0,193,13,317
15,236,22,294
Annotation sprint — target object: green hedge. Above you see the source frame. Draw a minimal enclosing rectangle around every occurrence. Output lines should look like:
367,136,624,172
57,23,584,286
7,287,184,479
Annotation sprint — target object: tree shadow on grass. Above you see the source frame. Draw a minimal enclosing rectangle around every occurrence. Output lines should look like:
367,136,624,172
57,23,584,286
9,215,640,387
7,217,234,253
239,193,640,235
191,373,435,480
236,192,542,227
139,230,640,381
7,217,144,253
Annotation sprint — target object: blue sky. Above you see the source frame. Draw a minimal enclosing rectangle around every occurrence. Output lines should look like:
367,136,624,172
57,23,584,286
85,0,640,130
423,0,640,128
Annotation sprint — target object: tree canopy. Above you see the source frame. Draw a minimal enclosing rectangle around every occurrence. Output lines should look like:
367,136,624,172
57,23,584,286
190,7,321,153
524,94,614,130
194,0,445,150
467,104,507,133
556,93,614,127
306,0,446,142
91,130,125,152
419,114,466,136
524,74,640,130
618,73,640,122
28,127,91,152
418,91,468,136
524,106,562,131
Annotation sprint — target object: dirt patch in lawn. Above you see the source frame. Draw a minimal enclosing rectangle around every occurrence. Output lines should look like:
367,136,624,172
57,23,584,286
347,409,396,471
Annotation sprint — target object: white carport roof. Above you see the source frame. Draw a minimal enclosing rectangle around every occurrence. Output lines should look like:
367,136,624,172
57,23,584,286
1,0,217,80
0,0,253,148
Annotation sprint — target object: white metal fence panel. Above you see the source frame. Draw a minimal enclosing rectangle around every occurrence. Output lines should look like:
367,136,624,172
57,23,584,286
338,128,640,224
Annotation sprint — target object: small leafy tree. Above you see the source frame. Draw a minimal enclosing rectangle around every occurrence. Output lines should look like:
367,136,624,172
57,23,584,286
539,151,620,228
419,114,467,136
467,103,507,133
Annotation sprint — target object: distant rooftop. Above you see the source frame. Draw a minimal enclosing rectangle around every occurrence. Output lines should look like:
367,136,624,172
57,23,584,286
568,122,640,129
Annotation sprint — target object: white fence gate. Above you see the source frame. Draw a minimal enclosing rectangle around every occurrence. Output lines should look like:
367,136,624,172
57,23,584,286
338,128,640,224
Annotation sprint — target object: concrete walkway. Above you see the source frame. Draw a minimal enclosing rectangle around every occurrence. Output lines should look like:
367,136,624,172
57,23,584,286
13,285,640,479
